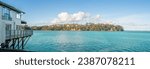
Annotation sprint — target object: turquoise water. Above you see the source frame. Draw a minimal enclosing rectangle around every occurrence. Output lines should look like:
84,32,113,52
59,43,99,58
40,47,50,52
25,31,150,52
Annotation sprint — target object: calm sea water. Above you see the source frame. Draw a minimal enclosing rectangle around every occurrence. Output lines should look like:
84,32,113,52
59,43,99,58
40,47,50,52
25,31,150,52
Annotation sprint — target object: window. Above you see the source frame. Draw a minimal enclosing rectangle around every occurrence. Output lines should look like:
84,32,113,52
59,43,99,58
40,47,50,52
5,24,12,38
16,25,22,30
6,24,12,31
16,13,21,19
2,7,12,21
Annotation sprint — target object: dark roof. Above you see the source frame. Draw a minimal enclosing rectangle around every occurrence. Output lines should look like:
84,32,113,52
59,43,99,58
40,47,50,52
0,1,25,14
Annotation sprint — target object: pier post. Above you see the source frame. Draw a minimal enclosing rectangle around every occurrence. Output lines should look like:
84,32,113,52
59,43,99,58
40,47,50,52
12,39,15,49
22,38,24,49
17,38,20,49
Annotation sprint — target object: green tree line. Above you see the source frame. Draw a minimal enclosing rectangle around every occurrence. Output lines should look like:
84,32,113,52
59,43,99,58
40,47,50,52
31,23,124,31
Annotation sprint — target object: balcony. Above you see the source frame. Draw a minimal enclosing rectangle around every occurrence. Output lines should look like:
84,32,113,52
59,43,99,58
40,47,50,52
6,30,33,40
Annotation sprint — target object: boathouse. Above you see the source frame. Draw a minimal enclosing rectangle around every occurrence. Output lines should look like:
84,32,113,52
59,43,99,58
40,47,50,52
0,1,33,51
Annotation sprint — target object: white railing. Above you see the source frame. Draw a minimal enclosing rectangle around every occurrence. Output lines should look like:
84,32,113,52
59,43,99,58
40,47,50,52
6,30,33,39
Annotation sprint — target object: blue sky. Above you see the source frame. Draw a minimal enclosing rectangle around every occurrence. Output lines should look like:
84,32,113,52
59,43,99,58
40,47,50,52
1,0,150,30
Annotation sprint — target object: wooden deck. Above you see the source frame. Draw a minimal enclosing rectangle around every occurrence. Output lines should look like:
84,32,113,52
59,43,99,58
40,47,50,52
6,30,33,40
0,30,33,51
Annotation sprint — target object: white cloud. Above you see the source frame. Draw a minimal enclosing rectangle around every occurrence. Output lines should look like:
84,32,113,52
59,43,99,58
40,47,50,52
94,14,102,23
95,14,101,19
51,11,89,24
72,12,89,21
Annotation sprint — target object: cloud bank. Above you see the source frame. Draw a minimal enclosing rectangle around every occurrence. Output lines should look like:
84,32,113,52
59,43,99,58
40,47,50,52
51,11,90,24
51,11,103,24
51,12,150,31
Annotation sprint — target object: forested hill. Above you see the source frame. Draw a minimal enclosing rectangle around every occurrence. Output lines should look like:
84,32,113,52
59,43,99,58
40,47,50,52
31,23,124,31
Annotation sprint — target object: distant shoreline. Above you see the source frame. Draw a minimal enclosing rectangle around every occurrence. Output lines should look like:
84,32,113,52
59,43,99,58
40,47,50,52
33,30,150,32
31,30,150,33
31,23,124,31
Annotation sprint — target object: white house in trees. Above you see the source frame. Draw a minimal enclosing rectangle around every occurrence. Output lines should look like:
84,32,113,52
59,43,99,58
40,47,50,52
0,1,32,51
